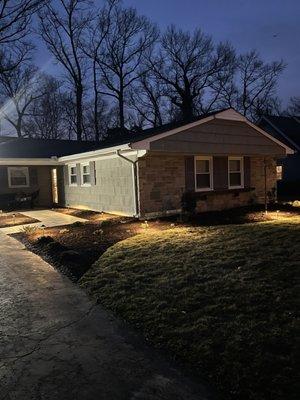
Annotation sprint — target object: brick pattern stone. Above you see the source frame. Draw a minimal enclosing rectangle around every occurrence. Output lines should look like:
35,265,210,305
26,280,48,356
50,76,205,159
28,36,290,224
138,154,185,216
138,154,278,217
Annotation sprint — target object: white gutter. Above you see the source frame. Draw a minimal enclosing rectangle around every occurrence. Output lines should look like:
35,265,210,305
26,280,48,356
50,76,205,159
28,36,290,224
0,158,61,166
58,143,132,162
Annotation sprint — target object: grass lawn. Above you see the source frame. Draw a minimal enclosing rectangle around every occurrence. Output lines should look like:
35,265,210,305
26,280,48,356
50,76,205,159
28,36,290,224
80,216,300,400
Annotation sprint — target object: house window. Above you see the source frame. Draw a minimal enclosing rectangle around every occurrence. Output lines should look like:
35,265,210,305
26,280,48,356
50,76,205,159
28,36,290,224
81,163,91,186
276,165,283,180
69,165,77,185
194,156,213,191
8,167,29,188
228,157,244,189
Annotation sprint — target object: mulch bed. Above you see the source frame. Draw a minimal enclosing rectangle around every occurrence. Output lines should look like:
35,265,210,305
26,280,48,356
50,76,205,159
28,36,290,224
12,217,173,281
0,212,38,228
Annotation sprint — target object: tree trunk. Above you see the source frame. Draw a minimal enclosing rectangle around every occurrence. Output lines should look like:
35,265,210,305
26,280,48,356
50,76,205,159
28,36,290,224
16,116,23,138
76,84,83,141
93,60,100,142
119,88,125,129
181,94,194,121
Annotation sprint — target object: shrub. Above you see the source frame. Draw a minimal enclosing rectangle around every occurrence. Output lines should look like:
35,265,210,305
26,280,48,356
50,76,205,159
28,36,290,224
71,221,84,227
36,235,54,245
100,219,114,228
93,229,104,237
181,191,197,215
20,225,40,235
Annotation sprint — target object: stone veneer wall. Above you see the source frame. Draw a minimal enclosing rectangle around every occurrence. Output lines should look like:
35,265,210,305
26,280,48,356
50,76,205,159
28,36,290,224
138,154,277,217
137,153,185,217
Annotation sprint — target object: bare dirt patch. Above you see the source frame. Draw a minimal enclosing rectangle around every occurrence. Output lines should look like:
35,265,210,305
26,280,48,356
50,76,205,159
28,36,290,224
0,212,38,228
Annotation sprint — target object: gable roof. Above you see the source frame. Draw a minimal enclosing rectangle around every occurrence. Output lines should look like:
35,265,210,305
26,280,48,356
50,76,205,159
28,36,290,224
130,108,294,153
259,115,300,151
0,137,99,158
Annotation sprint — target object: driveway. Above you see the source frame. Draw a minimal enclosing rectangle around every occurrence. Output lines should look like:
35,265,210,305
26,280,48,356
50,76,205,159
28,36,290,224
0,233,213,400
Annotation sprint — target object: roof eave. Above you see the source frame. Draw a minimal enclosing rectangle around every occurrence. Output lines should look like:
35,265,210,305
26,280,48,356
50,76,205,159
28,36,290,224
0,158,61,165
58,143,132,162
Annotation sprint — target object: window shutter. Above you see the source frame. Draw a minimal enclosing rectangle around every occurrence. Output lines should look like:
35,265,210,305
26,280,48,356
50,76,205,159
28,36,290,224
64,165,69,186
185,156,195,192
0,167,8,189
89,161,96,186
29,167,38,186
76,163,81,186
213,156,228,190
244,157,251,188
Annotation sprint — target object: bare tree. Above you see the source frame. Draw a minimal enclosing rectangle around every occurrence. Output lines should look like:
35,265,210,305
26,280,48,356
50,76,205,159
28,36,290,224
0,63,46,137
235,50,285,120
96,5,158,129
286,96,300,116
129,71,165,127
23,76,68,139
149,26,235,121
38,0,91,141
0,0,44,74
80,0,117,140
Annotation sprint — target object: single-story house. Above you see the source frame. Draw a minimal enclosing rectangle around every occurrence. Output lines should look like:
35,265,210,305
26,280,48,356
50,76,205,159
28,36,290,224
258,115,300,199
0,108,294,218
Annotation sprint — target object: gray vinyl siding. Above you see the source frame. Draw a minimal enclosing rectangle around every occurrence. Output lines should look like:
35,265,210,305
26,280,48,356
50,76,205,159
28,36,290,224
150,120,286,156
0,165,53,206
61,156,136,216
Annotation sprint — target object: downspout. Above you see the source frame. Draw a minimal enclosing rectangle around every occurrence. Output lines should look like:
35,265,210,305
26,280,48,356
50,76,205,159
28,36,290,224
116,150,139,218
264,157,268,214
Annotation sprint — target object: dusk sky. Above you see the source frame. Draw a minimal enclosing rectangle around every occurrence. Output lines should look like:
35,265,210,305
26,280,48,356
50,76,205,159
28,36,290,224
34,0,299,107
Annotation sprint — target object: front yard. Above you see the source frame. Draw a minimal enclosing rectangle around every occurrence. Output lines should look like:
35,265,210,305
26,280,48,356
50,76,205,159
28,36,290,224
80,216,299,400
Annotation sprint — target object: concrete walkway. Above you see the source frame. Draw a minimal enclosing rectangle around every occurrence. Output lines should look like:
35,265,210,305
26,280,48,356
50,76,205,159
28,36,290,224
0,232,213,400
0,209,87,234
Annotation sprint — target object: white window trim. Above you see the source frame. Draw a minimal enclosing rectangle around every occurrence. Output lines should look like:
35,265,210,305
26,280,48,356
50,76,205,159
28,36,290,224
194,156,213,192
69,164,78,186
228,156,244,189
80,162,91,187
8,167,30,188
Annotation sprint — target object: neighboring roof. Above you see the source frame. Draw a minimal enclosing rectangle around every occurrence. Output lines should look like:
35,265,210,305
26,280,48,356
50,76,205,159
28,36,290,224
259,115,300,151
0,137,99,158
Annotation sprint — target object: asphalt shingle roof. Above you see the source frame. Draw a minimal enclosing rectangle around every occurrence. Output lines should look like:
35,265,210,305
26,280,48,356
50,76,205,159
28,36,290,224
0,137,99,158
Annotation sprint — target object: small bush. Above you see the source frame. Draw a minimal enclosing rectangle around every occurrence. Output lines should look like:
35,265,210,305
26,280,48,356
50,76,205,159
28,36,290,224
71,221,84,227
35,235,54,245
20,225,40,235
93,229,104,236
59,228,69,234
100,219,114,228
